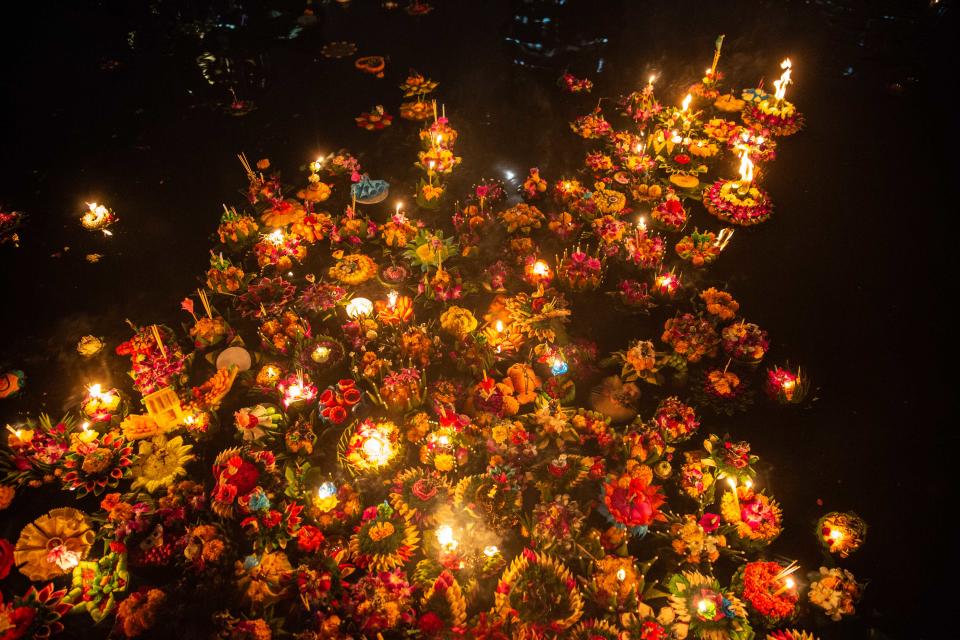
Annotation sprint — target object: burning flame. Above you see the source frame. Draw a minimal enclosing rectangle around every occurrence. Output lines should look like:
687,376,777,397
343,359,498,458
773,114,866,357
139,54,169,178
737,148,754,185
773,58,792,101
681,94,692,112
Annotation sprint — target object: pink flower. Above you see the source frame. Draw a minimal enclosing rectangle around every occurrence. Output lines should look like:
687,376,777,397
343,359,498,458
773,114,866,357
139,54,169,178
699,513,720,532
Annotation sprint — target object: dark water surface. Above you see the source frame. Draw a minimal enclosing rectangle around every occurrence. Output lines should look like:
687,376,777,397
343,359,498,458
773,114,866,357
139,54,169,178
0,1,952,638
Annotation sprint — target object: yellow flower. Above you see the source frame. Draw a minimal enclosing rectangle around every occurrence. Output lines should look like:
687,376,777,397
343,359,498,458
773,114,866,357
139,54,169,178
76,335,105,358
368,521,396,542
0,484,14,510
490,423,509,444
121,414,165,440
14,507,94,581
434,453,455,472
130,435,195,493
439,306,477,339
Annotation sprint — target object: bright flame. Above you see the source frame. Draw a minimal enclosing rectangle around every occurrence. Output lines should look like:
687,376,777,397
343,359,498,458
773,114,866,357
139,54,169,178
532,260,549,276
637,216,647,231
362,433,393,465
697,599,709,613
437,434,450,446
681,94,692,112
785,577,795,589
311,345,331,363
387,290,398,309
616,568,627,581
773,58,792,101
737,148,754,185
346,297,373,318
484,545,499,556
87,383,103,398
495,320,504,333
317,481,337,499
268,229,285,246
436,525,458,551
829,529,844,541
648,74,656,87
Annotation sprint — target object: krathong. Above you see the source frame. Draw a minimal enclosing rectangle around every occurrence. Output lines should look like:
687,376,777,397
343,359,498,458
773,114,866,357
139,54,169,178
0,39,868,640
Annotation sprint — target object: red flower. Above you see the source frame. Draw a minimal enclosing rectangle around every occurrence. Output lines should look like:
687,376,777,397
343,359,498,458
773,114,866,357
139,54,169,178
699,513,720,533
418,612,444,635
225,460,260,494
0,604,37,639
297,525,325,553
603,476,666,528
212,482,238,505
0,538,14,580
263,510,282,528
674,154,691,165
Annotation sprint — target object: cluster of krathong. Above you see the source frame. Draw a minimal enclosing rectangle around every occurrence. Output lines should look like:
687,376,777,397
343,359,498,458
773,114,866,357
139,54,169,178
2,43,866,640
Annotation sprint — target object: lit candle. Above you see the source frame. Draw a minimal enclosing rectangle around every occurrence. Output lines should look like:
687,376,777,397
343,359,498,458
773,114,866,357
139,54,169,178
345,297,373,318
772,577,796,597
734,147,754,195
550,356,569,376
532,260,549,276
616,567,627,582
362,433,392,466
655,272,680,295
317,481,337,499
647,74,656,90
6,424,34,447
311,345,331,363
75,421,98,444
681,94,692,113
727,477,740,512
436,524,458,552
81,202,115,235
773,58,793,102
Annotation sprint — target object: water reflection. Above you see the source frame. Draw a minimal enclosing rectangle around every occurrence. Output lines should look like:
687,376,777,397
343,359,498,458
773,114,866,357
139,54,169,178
505,0,609,71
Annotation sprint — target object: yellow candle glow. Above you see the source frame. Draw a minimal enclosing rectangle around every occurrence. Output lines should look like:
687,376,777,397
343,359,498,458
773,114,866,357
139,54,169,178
436,525,458,552
681,94,692,112
727,477,741,512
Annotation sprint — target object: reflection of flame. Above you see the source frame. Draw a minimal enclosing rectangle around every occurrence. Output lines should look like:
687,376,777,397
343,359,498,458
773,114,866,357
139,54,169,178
773,58,792,101
737,148,754,184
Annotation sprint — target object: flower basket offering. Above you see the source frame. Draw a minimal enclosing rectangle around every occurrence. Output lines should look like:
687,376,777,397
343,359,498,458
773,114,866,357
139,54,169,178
742,60,805,136
0,35,876,640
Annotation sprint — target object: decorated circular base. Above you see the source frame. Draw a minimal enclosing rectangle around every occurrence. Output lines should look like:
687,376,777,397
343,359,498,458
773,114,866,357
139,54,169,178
703,179,773,226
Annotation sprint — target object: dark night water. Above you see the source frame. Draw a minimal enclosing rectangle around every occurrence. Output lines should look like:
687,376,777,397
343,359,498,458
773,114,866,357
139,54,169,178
0,1,952,638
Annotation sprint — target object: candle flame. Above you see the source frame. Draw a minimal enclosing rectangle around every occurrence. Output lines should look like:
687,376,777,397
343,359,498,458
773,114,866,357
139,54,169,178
681,94,692,112
495,320,504,333
737,148,754,184
532,260,549,276
436,525,458,551
774,58,792,101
